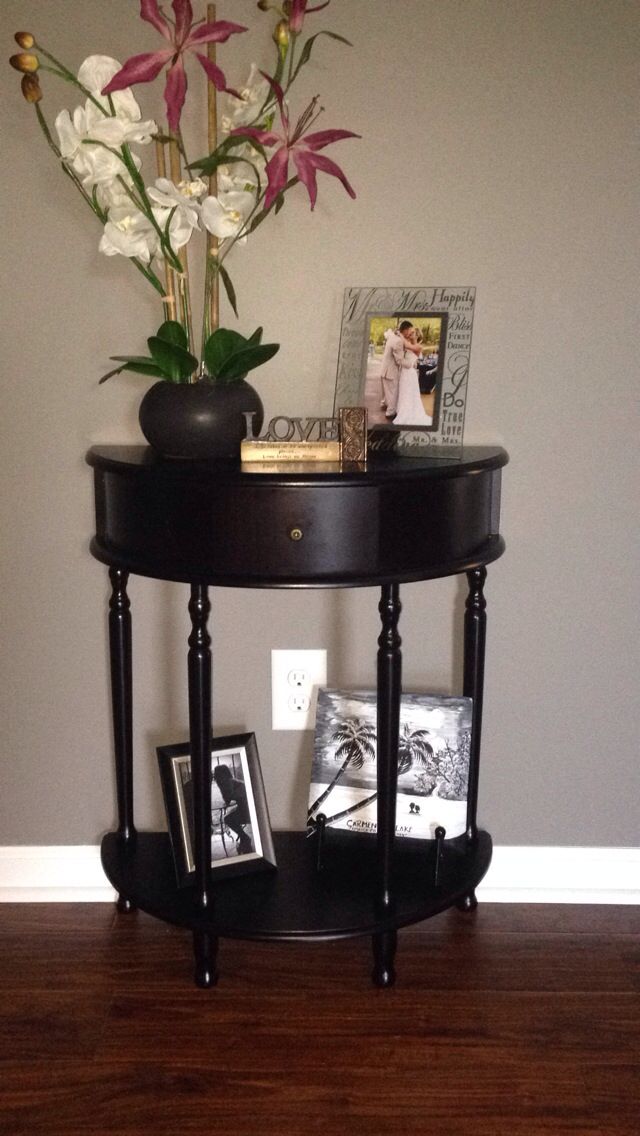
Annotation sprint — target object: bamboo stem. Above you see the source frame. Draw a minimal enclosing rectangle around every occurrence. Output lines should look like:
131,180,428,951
155,138,177,322
207,2,220,337
168,134,195,365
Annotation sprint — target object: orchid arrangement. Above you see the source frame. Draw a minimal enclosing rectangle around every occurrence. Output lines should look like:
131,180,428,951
9,1,359,385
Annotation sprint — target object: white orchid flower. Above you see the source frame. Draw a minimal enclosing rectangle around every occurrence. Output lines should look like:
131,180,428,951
146,178,206,234
55,108,128,187
77,55,144,124
218,149,265,194
222,63,270,131
96,182,135,211
78,58,157,142
55,57,156,201
54,107,84,159
151,206,197,252
99,206,159,263
200,190,255,241
84,113,157,148
55,99,152,199
217,166,242,194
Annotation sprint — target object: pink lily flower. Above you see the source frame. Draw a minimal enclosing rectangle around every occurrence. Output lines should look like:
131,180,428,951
287,0,331,34
102,0,247,133
233,76,359,211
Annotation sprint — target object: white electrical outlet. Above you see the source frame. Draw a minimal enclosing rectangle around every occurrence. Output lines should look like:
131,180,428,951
271,649,327,730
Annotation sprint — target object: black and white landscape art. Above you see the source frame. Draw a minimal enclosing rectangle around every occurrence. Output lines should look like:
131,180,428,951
308,689,473,840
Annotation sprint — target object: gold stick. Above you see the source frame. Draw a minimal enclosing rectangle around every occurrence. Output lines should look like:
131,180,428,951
155,138,176,322
207,2,219,335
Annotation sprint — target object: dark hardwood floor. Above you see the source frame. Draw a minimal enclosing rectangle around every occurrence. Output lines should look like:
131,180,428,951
0,903,638,1135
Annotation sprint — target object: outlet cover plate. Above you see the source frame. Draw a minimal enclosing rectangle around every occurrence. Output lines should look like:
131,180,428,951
271,649,327,731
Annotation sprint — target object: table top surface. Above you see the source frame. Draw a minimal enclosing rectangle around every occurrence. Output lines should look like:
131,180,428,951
87,444,508,485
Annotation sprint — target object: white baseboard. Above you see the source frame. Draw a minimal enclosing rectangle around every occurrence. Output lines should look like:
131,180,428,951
0,846,116,903
0,844,638,904
478,845,640,904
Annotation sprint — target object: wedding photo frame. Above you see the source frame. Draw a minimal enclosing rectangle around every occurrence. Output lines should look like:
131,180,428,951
333,286,476,454
157,733,277,888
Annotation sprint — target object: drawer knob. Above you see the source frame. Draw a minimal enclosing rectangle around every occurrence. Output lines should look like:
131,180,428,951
289,526,304,542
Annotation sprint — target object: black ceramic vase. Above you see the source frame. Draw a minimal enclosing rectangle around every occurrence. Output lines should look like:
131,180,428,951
138,376,263,461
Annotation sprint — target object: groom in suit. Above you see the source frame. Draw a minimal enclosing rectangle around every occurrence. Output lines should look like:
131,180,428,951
380,320,413,419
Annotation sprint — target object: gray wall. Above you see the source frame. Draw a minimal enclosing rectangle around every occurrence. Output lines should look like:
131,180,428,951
1,0,638,847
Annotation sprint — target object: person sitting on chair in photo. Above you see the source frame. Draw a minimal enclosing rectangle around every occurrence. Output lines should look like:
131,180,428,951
212,764,253,855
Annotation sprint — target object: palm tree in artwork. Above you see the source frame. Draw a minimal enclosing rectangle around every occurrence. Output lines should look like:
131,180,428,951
308,717,377,820
309,721,436,828
339,723,435,816
397,725,435,780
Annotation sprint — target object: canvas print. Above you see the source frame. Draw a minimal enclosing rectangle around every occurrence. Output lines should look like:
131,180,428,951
308,690,472,840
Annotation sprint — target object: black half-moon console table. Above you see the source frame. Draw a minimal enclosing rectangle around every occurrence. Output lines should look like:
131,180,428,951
86,444,508,988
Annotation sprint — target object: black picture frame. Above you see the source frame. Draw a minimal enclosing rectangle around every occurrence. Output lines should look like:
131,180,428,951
157,733,277,888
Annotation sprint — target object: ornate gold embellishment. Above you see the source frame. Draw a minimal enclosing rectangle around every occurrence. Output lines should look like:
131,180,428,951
339,407,368,465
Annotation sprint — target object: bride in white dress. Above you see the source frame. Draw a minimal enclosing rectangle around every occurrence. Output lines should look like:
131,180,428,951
394,328,433,427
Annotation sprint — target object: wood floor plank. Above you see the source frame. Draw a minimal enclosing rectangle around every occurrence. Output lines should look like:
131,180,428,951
98,915,640,994
0,903,637,1136
2,901,638,936
0,991,111,1061
0,904,116,936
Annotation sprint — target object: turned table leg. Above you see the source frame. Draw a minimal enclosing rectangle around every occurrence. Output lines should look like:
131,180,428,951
108,567,137,914
459,565,488,912
372,583,402,987
193,930,219,988
188,584,215,984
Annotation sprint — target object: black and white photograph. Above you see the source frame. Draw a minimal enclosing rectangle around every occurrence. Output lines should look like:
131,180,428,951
157,733,277,887
333,286,476,452
308,690,473,840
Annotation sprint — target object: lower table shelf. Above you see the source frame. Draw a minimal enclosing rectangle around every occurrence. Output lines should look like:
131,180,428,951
102,829,492,940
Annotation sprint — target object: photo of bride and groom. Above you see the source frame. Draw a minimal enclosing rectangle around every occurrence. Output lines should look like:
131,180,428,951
362,314,444,429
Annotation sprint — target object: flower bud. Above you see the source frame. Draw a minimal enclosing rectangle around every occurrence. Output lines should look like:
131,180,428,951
15,32,35,49
21,73,42,103
272,19,290,48
10,51,39,73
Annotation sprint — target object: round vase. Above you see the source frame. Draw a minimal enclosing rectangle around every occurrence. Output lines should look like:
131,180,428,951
138,377,263,461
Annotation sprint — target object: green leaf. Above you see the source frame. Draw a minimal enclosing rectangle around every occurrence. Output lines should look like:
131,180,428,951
292,31,353,83
218,263,239,318
163,204,177,245
228,132,268,161
99,364,127,384
268,45,286,96
188,134,236,172
217,342,280,382
156,321,188,350
190,134,267,175
147,337,198,381
99,356,165,384
248,327,263,345
203,327,247,377
274,192,286,215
